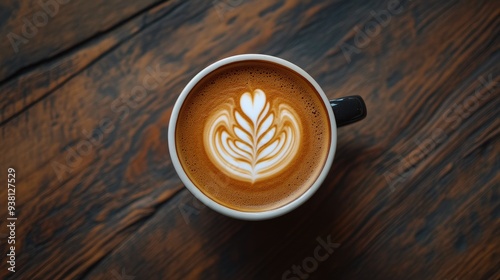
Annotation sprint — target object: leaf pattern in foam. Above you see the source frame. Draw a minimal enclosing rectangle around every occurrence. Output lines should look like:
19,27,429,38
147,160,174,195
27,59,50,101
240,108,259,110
204,89,301,183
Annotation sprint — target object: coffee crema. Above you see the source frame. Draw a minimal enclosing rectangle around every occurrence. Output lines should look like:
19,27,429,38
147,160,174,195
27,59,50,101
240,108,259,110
175,60,331,212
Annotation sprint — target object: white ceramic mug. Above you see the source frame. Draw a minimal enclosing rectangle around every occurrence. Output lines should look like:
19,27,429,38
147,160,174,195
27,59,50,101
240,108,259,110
168,54,366,220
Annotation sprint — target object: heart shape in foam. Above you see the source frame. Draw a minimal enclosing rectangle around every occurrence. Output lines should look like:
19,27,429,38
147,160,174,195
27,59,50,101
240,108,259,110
204,89,302,183
240,89,266,123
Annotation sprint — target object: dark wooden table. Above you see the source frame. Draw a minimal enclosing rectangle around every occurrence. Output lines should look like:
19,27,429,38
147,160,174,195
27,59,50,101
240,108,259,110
1,0,498,279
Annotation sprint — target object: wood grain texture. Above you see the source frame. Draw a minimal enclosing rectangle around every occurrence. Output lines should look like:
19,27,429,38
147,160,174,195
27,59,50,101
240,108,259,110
0,0,167,80
0,0,498,279
0,0,181,124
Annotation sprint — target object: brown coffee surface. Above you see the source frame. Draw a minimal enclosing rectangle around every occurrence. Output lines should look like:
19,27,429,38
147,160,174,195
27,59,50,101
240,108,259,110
175,60,331,212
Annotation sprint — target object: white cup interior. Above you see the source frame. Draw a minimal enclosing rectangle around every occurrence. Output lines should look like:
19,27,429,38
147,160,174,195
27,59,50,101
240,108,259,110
168,54,337,220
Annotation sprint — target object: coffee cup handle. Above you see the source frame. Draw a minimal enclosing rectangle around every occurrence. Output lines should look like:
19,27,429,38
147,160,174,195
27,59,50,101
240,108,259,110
329,95,367,127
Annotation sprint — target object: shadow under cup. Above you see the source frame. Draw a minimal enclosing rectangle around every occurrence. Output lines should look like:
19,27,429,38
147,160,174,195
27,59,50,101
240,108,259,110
169,56,337,219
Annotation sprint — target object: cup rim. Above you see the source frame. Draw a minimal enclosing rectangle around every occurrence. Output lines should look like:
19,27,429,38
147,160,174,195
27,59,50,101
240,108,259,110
168,54,337,220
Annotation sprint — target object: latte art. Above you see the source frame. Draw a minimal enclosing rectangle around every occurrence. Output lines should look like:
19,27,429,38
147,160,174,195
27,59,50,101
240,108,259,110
176,60,331,211
204,89,301,183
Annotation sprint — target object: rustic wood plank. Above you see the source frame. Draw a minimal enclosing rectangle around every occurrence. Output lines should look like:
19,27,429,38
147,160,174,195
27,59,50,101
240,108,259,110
0,0,498,279
0,0,183,124
0,0,167,82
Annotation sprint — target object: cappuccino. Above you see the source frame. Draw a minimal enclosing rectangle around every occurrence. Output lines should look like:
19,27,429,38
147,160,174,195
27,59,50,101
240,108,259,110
175,60,331,211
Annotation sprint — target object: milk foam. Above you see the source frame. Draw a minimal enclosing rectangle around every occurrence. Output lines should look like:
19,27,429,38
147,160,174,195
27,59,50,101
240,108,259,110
204,89,301,183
